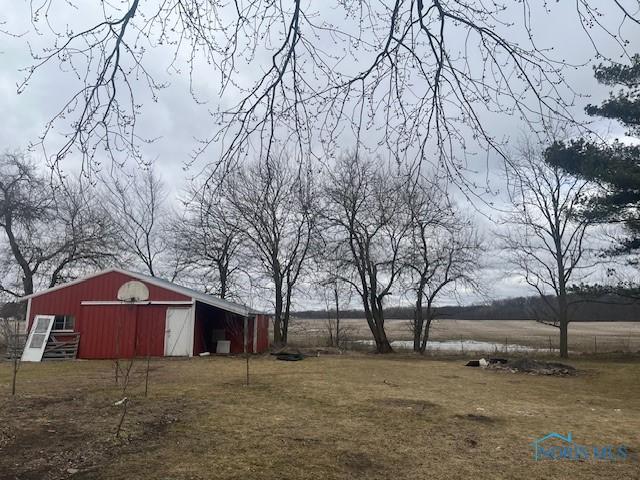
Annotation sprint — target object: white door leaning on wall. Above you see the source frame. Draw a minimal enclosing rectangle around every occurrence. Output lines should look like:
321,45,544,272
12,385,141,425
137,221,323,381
164,307,194,357
21,315,55,362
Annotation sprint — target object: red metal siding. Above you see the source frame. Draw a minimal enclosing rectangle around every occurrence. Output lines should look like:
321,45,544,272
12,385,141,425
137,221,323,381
28,271,190,359
247,316,255,354
134,305,167,357
228,316,270,353
256,314,270,352
78,304,166,359
226,315,270,354
29,270,189,326
226,317,245,354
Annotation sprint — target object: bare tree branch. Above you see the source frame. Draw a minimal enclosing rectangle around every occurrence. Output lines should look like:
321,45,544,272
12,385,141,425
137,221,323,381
499,135,596,358
0,151,119,297
19,2,640,180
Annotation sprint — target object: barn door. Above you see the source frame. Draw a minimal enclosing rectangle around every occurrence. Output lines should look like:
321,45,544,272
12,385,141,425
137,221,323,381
22,315,55,362
164,307,193,356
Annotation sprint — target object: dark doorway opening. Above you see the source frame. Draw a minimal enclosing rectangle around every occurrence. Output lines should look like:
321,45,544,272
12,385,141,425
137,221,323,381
194,302,246,354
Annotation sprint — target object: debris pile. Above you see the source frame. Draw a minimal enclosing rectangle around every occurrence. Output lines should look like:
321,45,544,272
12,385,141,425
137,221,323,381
466,357,576,376
465,357,506,368
493,358,576,376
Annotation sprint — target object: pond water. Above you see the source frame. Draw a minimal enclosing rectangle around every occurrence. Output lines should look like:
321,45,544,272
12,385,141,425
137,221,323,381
355,339,555,353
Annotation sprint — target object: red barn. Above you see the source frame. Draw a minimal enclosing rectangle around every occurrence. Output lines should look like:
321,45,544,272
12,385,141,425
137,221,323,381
22,268,270,359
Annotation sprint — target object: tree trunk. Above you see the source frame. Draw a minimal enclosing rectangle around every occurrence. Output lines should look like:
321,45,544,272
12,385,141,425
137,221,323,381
555,230,569,358
374,332,393,353
218,263,227,299
281,318,288,344
326,311,334,347
4,217,35,296
22,274,34,297
272,275,284,346
558,294,569,359
419,318,433,354
334,285,340,348
11,356,18,396
413,295,424,352
282,285,292,344
419,300,435,354
557,269,569,359
358,277,393,353
559,320,568,358
371,310,393,353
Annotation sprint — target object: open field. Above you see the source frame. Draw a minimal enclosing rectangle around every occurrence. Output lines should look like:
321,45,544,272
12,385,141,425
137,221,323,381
1,355,640,479
288,318,640,353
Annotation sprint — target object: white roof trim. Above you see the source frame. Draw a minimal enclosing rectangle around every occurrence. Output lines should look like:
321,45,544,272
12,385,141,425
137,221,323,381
22,267,254,317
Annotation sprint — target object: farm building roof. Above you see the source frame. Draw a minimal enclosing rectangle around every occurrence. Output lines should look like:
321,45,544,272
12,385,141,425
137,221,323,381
21,268,258,317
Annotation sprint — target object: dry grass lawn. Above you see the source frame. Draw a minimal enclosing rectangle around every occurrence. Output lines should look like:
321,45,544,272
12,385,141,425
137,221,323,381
1,354,639,479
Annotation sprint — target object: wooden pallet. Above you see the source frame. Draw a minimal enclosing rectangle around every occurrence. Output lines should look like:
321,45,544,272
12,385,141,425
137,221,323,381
43,333,80,360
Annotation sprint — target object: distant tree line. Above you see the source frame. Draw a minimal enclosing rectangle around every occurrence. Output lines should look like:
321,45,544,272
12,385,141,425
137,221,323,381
292,293,640,323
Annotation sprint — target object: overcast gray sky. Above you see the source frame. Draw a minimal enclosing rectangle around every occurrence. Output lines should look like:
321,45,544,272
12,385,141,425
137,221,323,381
1,1,638,307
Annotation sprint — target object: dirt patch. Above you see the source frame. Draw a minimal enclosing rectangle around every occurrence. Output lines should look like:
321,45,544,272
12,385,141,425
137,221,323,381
463,436,479,448
0,393,189,480
1,420,90,479
288,436,323,446
488,358,577,376
13,394,81,410
454,413,498,424
338,451,377,472
378,397,439,413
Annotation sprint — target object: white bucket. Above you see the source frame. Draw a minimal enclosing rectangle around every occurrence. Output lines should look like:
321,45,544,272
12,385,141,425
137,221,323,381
216,340,231,354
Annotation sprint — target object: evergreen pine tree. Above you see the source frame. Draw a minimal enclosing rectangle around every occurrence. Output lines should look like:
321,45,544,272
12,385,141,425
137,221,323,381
546,55,640,253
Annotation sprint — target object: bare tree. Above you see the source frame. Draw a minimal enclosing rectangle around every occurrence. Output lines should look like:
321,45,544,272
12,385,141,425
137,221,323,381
48,182,121,286
316,253,354,349
0,301,26,396
0,152,118,297
501,138,595,358
174,178,244,299
19,3,639,179
404,178,483,354
103,167,179,280
323,154,411,353
2,318,21,396
225,156,317,346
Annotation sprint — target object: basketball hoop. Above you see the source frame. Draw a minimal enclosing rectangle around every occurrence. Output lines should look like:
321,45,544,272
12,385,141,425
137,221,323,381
117,281,150,302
